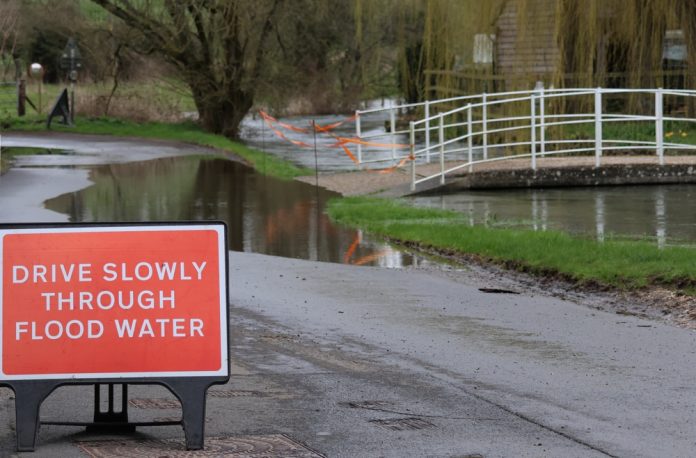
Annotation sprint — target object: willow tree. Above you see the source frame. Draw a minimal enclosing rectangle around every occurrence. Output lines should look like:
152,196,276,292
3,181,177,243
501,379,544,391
90,0,281,138
416,0,696,99
554,0,696,88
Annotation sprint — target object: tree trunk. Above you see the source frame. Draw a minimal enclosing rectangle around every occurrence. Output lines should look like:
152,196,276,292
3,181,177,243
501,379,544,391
192,86,253,139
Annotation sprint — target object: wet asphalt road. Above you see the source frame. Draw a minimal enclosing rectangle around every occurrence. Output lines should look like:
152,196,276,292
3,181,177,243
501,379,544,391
0,133,694,457
5,253,693,457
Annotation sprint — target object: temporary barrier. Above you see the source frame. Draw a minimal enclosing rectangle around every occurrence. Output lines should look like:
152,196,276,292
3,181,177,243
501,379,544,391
0,222,229,451
259,110,414,173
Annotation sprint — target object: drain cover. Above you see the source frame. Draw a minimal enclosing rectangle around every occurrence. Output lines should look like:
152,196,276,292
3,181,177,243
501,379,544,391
339,400,392,409
128,398,180,409
77,435,323,457
369,417,435,431
152,416,181,422
208,389,264,398
478,287,519,294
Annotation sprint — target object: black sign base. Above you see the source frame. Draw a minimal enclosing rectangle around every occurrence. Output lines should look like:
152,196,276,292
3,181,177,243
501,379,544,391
85,383,134,433
2,377,221,452
46,88,72,129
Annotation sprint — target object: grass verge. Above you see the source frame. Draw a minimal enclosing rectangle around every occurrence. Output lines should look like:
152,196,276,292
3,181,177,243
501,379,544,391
0,115,312,180
327,196,696,292
0,147,59,174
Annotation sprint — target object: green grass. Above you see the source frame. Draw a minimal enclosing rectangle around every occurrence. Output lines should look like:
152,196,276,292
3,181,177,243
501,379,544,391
0,115,312,180
0,147,61,174
327,196,696,291
0,81,197,116
563,120,696,146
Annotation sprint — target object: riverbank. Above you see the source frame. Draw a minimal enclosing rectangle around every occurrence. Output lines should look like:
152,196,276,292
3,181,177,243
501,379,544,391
327,196,696,326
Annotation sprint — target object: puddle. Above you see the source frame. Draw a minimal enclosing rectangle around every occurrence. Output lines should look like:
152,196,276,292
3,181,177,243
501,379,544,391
45,155,431,267
410,185,696,246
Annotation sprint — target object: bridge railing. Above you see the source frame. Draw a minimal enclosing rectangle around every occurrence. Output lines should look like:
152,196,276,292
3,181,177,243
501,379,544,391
355,88,696,191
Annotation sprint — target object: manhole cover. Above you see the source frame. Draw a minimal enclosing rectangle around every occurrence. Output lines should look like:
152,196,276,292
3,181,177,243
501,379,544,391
128,398,180,409
369,417,435,431
77,435,323,457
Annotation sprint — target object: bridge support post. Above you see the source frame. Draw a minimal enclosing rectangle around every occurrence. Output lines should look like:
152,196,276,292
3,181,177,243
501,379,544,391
467,104,473,173
355,112,362,169
539,87,545,158
390,110,397,164
595,87,602,167
410,121,416,192
482,93,488,160
425,101,431,163
439,113,445,185
531,95,537,171
655,88,664,166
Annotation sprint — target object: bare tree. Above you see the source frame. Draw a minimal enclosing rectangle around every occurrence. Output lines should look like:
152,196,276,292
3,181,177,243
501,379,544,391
0,0,20,81
90,0,280,138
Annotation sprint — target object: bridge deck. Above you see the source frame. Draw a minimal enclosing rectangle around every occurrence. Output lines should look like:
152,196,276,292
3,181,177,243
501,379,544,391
297,155,696,197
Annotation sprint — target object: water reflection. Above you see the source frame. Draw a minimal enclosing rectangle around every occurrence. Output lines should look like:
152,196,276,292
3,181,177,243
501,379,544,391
45,156,424,267
410,185,696,245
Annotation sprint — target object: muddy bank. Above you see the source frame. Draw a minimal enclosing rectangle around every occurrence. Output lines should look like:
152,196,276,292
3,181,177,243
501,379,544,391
388,237,696,329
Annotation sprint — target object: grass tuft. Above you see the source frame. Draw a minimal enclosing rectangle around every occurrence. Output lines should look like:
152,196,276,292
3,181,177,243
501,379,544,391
0,115,312,180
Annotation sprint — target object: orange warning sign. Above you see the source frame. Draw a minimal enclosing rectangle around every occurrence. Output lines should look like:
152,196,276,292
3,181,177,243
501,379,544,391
0,223,228,380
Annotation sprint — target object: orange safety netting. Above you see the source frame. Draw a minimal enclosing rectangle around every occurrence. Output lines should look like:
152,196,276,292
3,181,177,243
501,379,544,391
258,110,414,174
330,136,409,149
343,234,389,266
313,115,357,133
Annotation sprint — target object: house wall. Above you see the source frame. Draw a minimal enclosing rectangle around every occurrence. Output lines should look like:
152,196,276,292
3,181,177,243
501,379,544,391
495,0,559,82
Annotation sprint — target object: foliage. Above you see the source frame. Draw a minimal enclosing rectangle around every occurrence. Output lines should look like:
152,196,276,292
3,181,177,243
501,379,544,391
1,146,48,174
327,196,696,291
411,0,696,108
86,0,403,137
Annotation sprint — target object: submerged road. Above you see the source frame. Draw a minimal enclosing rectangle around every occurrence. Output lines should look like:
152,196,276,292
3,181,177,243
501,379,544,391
0,133,694,457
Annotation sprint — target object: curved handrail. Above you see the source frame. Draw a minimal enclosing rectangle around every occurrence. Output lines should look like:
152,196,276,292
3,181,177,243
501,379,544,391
353,87,696,191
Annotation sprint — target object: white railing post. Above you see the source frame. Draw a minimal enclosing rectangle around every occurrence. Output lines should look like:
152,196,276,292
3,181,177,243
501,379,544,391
355,111,362,168
439,113,445,184
539,87,545,158
390,109,397,163
656,87,664,166
410,121,416,191
482,93,488,160
467,104,473,172
425,100,431,163
531,94,537,171
595,87,602,168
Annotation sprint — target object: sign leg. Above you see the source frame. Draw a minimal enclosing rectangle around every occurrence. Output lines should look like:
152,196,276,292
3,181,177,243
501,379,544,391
164,380,211,450
12,382,56,451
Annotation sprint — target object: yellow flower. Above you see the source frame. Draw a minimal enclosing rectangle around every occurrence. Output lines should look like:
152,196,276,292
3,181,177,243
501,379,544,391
665,132,673,138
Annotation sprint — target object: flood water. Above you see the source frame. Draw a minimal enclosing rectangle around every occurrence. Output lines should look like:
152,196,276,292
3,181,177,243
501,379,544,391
410,185,696,246
44,155,424,267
